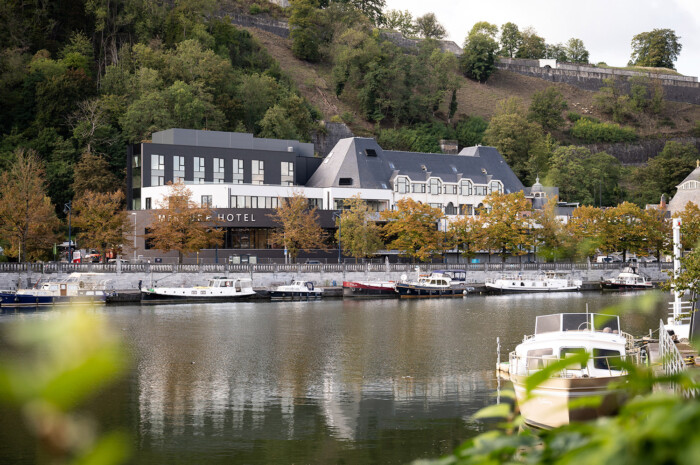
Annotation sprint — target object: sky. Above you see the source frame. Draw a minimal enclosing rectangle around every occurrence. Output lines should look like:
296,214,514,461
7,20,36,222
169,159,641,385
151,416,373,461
384,0,700,78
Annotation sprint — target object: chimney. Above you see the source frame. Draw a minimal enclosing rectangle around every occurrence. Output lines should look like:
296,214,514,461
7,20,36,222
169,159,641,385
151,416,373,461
439,139,458,154
660,194,667,210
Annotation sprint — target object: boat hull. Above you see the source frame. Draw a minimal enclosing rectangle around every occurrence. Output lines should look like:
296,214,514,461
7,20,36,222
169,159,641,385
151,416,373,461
511,374,627,429
600,282,653,291
394,284,466,298
0,292,106,307
269,291,323,301
485,283,580,293
140,291,256,304
342,281,397,299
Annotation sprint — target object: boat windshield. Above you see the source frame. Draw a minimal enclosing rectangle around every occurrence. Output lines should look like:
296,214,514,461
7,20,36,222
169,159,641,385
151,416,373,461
535,313,620,334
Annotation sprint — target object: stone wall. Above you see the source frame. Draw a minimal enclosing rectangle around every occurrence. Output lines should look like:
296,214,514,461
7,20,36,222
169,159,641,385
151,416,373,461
223,12,290,38
496,58,700,105
583,137,700,166
380,31,463,56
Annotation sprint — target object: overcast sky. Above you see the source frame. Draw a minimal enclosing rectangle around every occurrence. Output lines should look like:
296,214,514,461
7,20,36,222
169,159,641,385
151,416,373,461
384,0,700,78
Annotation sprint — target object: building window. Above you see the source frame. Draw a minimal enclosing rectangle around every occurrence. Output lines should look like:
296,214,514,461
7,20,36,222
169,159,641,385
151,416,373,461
445,202,458,215
201,195,212,207
429,203,443,210
460,179,473,196
474,185,487,196
444,184,457,195
151,154,164,186
281,161,294,186
412,183,426,193
213,158,225,183
173,155,185,183
460,204,474,215
489,180,503,194
394,177,409,194
151,175,164,186
232,158,243,184
145,197,152,210
339,178,353,186
252,160,264,185
194,157,205,184
428,178,442,195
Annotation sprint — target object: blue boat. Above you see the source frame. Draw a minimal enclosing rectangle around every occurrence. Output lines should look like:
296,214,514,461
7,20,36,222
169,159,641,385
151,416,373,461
0,273,110,308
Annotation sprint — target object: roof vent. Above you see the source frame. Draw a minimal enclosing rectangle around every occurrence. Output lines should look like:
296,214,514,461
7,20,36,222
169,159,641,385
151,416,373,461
421,165,427,171
365,148,377,157
481,168,487,174
287,146,294,152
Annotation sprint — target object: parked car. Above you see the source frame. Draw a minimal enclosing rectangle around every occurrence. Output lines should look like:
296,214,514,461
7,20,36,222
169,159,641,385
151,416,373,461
107,259,130,264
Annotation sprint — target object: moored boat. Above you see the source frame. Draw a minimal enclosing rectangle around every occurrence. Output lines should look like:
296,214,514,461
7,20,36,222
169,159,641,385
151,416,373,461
0,273,110,307
270,280,323,300
395,272,471,298
600,266,653,291
485,271,582,293
508,312,639,429
342,280,397,298
141,276,256,303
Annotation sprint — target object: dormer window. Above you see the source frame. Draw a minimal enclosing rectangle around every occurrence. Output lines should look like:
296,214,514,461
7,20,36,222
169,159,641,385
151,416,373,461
489,180,503,194
460,179,473,196
429,178,442,195
365,149,377,157
395,177,409,193
339,178,353,186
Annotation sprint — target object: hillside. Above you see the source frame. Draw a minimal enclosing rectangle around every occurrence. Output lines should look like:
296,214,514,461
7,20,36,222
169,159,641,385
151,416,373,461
245,26,700,140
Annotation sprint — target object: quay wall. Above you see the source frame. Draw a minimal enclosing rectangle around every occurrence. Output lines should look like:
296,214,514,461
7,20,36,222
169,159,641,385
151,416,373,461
0,263,672,292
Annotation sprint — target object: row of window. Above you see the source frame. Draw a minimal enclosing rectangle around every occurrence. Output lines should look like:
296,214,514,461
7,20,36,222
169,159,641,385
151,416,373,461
148,155,294,187
681,180,699,190
394,177,502,196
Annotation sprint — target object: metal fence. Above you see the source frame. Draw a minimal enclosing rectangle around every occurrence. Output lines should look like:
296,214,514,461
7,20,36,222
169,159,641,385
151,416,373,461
659,319,698,398
0,261,673,274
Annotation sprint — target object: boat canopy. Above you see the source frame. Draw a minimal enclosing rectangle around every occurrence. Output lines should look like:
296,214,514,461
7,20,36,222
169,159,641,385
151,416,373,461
535,313,620,335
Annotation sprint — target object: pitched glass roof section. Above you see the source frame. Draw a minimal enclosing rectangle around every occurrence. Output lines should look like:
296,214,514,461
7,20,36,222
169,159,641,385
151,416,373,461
305,137,525,193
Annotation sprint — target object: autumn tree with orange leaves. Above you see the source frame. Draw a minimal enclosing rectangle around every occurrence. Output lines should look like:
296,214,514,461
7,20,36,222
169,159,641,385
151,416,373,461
73,190,130,262
0,148,60,261
380,198,444,262
675,202,700,250
268,193,326,262
476,192,534,261
145,181,223,264
566,205,605,260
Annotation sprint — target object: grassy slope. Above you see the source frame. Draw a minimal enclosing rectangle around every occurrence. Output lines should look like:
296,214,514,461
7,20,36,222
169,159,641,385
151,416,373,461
246,26,700,140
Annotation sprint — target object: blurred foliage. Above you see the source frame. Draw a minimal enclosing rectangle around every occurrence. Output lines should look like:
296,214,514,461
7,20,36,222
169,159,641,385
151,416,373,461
570,119,637,143
0,309,130,465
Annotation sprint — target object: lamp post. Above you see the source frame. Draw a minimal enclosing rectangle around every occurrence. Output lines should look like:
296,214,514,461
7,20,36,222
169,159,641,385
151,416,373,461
333,211,342,264
64,201,72,263
131,212,138,260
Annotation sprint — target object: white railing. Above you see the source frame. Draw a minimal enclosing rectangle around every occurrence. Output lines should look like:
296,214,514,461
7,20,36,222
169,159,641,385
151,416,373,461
659,319,698,398
509,351,640,378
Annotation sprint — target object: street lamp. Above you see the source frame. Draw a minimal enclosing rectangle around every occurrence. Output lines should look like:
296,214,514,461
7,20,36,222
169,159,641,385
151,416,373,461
333,211,342,264
63,201,72,263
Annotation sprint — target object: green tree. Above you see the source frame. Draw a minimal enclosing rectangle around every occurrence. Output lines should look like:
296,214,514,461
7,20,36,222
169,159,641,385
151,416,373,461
72,151,122,198
346,0,385,25
383,9,416,37
567,205,604,259
499,22,522,58
476,192,533,260
630,28,682,69
528,86,568,131
593,77,632,122
546,146,621,206
268,193,326,262
566,37,589,63
516,27,546,59
380,198,443,262
534,196,575,262
290,0,322,62
545,42,568,61
414,13,446,39
336,195,383,259
460,23,499,83
601,202,649,261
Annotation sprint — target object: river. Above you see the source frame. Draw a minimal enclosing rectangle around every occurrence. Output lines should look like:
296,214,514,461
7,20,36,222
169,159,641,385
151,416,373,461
0,292,666,464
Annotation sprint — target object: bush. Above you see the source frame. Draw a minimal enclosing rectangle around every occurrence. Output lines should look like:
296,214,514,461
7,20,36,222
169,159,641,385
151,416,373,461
570,119,637,143
693,121,700,137
567,111,581,122
249,4,262,15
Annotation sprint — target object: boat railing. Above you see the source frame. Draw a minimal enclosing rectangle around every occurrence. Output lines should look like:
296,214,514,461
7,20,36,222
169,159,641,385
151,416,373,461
659,319,698,398
509,350,640,378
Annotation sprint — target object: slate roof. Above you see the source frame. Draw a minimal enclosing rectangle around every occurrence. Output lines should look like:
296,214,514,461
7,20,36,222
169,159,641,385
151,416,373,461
305,137,526,193
668,163,700,214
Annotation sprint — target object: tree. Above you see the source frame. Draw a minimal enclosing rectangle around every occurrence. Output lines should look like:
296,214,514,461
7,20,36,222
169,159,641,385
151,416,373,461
73,190,130,262
516,27,546,59
528,86,568,131
414,13,446,39
601,202,648,262
534,196,575,262
268,193,326,262
336,195,383,259
290,0,322,62
449,215,484,260
499,22,522,58
675,202,700,250
380,198,443,262
0,148,59,261
547,146,621,206
145,181,223,264
630,28,682,69
545,42,568,62
566,205,604,260
460,22,499,83
383,9,416,37
565,38,589,63
642,207,671,261
72,151,122,198
346,0,385,26
483,98,545,182
476,192,533,260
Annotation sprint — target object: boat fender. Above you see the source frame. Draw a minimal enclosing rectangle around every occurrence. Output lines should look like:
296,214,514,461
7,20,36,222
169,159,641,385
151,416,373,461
14,296,19,303
79,281,85,289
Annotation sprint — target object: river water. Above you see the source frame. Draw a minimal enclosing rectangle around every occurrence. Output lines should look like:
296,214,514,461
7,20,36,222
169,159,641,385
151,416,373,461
0,292,666,464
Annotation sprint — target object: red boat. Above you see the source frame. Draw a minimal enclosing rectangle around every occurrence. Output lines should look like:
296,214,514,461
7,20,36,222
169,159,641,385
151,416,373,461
342,280,397,299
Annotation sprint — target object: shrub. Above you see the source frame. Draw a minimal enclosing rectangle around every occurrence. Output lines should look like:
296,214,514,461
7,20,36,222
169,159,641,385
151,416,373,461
249,4,262,15
570,119,637,143
329,115,343,123
693,121,700,137
567,111,581,122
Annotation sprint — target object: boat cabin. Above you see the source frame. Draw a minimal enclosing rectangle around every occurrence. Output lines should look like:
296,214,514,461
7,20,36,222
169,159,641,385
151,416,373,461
417,274,451,287
207,277,252,291
434,270,467,282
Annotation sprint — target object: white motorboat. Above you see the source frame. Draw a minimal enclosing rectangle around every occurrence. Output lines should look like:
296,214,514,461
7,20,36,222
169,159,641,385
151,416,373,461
601,266,653,291
141,276,256,303
270,280,323,300
394,272,472,298
0,273,110,307
485,271,582,293
507,312,639,429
